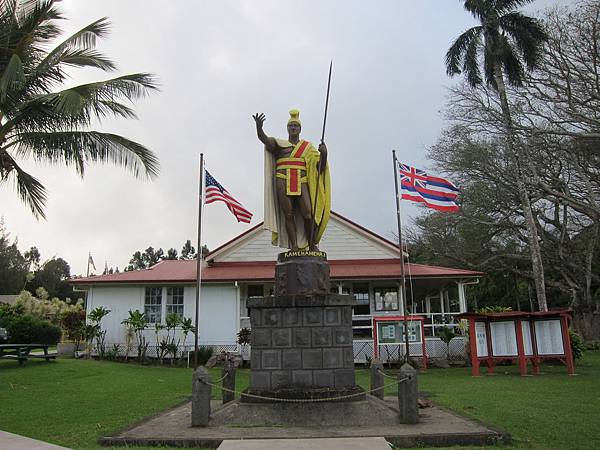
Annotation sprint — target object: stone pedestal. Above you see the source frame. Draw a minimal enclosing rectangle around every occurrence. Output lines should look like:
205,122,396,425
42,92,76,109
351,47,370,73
274,251,329,296
245,252,363,402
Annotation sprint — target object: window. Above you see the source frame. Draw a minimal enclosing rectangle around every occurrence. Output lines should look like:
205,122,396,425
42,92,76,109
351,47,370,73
352,283,371,316
247,285,264,298
166,287,184,319
374,287,399,311
145,287,162,323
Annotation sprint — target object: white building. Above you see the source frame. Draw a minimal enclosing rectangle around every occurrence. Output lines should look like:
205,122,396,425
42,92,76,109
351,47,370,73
71,212,482,361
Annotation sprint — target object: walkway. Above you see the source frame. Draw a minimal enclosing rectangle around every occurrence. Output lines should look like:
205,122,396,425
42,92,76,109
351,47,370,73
0,430,71,450
218,437,391,449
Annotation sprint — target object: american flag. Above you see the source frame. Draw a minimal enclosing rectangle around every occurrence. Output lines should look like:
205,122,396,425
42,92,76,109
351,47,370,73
205,170,253,223
398,162,459,212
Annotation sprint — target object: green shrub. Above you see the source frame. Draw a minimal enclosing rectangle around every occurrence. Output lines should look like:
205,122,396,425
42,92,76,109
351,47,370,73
477,305,513,313
569,328,585,360
192,346,214,366
0,302,24,321
2,315,62,344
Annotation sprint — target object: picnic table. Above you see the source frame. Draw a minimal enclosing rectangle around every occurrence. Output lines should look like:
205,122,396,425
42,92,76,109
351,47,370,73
0,344,57,364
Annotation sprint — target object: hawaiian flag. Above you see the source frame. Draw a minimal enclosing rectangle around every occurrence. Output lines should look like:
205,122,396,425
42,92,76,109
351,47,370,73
205,170,253,223
398,162,459,212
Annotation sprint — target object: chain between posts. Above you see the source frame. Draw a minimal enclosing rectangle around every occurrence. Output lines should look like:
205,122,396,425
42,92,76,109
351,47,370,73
376,368,403,380
199,376,409,403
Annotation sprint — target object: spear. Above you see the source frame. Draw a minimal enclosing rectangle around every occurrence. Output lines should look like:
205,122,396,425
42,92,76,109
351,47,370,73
310,61,332,249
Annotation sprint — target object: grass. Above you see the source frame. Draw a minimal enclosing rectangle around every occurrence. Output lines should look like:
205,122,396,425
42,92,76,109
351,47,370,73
1,353,599,449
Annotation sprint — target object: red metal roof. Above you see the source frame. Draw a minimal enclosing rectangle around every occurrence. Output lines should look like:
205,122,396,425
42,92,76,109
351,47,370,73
70,259,482,285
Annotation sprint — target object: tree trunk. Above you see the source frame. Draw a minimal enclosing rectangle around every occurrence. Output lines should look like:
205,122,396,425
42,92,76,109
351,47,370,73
573,309,600,341
493,65,548,311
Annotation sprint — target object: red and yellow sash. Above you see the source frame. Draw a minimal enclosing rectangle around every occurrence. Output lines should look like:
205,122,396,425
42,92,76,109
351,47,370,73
276,140,310,196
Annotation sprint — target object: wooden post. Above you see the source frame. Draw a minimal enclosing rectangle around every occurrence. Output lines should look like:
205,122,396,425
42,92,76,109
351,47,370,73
370,359,385,400
468,318,480,376
484,321,495,375
515,319,528,376
398,363,418,424
192,367,211,427
529,320,541,375
222,359,236,404
560,315,575,376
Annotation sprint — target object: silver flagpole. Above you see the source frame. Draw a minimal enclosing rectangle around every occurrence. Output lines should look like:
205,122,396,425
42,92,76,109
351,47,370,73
194,153,205,368
392,150,411,364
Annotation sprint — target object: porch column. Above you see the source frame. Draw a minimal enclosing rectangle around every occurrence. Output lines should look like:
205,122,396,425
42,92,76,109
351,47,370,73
457,282,467,313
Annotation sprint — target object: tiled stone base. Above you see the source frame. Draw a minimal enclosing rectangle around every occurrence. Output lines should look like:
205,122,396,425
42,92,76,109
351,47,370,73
247,294,357,396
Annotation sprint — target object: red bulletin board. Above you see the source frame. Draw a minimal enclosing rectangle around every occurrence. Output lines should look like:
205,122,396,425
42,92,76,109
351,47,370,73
372,316,428,368
457,310,575,376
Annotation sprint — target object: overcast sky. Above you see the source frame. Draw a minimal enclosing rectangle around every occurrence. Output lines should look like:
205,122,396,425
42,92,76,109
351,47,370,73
0,0,574,275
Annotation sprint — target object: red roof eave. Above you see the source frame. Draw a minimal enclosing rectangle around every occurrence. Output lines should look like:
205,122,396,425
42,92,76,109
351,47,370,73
70,259,482,285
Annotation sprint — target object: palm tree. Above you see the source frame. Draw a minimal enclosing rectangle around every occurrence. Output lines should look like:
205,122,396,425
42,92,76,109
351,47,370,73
445,0,549,311
0,0,159,219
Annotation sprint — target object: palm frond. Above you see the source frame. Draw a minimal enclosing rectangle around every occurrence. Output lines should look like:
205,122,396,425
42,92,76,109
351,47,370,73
14,0,62,44
36,17,114,76
494,0,535,15
445,26,483,77
5,73,159,132
463,31,483,87
463,0,487,21
483,43,498,89
0,150,47,219
499,12,548,70
0,53,24,102
499,38,525,86
14,131,160,179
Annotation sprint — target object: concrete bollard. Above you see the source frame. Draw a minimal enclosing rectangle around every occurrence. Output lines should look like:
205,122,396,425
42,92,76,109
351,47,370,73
398,362,418,424
222,359,236,404
192,366,211,427
370,358,385,400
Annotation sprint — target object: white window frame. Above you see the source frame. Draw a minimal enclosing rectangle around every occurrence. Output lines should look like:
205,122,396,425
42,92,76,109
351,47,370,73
166,286,185,319
144,287,163,324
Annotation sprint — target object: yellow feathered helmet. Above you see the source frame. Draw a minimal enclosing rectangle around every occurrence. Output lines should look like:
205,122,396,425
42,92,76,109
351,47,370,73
287,109,301,126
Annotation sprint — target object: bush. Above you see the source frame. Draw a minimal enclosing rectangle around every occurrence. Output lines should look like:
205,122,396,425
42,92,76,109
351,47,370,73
192,346,214,366
569,328,585,360
60,309,86,340
0,302,24,321
1,315,62,344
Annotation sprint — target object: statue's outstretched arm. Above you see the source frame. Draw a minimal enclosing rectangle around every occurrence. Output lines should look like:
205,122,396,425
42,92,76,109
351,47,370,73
253,113,277,152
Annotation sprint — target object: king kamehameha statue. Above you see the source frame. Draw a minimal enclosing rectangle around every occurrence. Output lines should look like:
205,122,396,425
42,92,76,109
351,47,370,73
243,68,362,403
253,109,331,252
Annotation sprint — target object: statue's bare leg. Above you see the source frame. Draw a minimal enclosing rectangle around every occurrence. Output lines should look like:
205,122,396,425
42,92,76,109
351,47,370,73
276,178,298,250
299,183,317,251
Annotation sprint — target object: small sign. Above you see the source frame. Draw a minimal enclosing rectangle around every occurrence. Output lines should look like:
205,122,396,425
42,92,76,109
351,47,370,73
535,319,564,355
376,321,422,344
490,321,518,357
475,322,488,357
381,324,396,340
521,321,534,356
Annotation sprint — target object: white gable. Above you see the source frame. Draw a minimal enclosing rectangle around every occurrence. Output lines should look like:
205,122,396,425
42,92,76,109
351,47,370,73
211,214,399,262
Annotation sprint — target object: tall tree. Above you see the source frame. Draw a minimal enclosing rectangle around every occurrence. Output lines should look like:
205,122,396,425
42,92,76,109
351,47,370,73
125,246,164,271
0,0,159,219
0,218,28,293
24,246,40,270
30,256,71,299
180,240,196,260
446,0,549,310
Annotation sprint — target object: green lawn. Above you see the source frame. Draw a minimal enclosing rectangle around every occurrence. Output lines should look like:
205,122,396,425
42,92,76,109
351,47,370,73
0,353,599,449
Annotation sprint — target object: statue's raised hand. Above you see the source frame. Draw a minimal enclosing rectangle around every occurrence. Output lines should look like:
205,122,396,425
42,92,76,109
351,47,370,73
253,113,266,128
